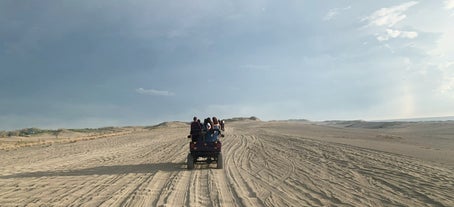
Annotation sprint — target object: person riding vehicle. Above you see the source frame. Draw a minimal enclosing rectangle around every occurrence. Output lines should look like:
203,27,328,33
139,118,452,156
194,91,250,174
190,116,202,142
206,117,221,142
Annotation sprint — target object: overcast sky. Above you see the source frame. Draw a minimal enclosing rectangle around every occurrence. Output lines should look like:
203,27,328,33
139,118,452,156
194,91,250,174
1,0,453,130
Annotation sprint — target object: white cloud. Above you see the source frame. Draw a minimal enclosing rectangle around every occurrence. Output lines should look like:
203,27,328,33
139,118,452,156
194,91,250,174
363,1,418,27
136,88,175,96
377,28,418,41
382,43,395,53
440,76,454,94
323,6,351,21
445,0,454,10
400,31,418,39
363,2,419,43
438,62,454,94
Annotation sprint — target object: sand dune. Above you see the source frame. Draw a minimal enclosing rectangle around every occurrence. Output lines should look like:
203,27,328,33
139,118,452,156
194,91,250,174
0,120,453,206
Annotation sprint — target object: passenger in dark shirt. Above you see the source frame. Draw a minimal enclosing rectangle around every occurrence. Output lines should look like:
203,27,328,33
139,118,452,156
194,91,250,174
190,116,202,142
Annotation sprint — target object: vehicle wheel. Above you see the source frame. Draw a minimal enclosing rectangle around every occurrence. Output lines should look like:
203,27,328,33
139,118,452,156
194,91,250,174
187,153,194,170
216,153,223,169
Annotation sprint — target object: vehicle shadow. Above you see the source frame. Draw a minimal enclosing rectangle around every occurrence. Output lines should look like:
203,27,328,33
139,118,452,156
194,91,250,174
0,162,185,179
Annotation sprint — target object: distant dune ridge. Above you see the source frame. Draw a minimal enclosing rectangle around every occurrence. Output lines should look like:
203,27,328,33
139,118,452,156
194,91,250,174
321,120,409,129
223,116,261,122
1,116,453,206
375,116,454,122
1,115,452,135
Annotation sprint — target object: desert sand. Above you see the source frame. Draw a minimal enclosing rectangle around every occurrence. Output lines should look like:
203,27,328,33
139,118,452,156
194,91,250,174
1,119,453,206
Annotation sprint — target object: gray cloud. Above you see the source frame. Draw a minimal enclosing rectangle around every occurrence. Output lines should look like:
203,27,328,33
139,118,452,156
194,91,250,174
136,88,175,96
1,1,453,130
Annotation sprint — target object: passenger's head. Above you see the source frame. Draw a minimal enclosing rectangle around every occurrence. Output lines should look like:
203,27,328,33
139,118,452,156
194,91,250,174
193,116,197,121
213,117,218,124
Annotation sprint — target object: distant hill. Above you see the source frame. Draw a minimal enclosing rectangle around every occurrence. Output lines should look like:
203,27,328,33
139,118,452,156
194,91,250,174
224,116,261,122
376,116,454,122
321,120,409,129
0,127,124,138
320,116,454,129
145,121,188,129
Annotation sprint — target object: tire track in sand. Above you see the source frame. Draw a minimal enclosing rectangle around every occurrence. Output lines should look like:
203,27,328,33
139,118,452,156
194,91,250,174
1,122,453,206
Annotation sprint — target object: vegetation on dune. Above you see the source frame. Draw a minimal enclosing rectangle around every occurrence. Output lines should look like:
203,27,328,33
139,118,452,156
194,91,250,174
0,127,123,138
144,121,189,130
224,116,261,122
0,128,51,137
67,127,121,133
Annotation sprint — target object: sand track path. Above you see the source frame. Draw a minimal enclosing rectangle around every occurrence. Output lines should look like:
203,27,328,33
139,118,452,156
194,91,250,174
1,121,453,206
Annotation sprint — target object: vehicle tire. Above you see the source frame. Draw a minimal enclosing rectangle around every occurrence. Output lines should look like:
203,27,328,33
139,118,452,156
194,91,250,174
216,153,223,169
187,153,194,170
